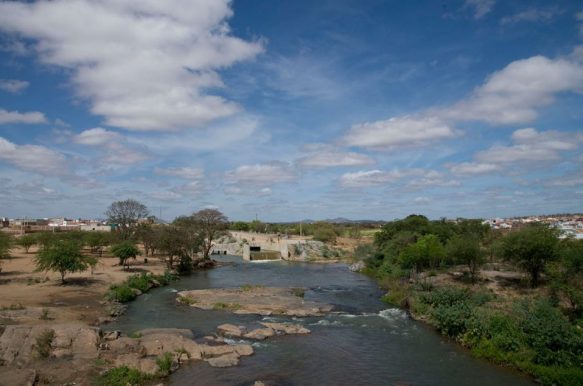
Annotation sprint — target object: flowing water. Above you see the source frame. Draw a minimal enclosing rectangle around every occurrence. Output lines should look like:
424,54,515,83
109,256,533,386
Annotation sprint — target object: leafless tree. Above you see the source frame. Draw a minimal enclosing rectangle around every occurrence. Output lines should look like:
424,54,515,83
105,199,149,240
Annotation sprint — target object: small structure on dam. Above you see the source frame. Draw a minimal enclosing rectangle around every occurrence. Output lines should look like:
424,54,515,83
243,244,283,261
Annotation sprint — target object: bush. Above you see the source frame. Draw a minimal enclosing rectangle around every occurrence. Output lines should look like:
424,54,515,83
420,287,470,307
431,302,473,338
35,329,55,358
156,352,174,376
35,240,93,284
94,366,152,386
126,273,152,292
107,284,137,303
110,241,140,270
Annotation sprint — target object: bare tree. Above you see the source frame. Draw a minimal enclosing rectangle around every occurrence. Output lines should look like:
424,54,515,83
105,199,149,240
192,209,228,260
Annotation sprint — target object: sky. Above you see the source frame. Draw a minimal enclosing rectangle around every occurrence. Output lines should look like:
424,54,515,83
0,0,582,222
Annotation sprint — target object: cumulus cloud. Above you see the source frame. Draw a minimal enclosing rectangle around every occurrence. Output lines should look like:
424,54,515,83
340,169,427,188
0,0,264,131
224,186,272,196
0,108,46,124
500,7,563,25
475,128,582,164
343,115,456,150
442,56,583,125
296,144,374,168
464,0,495,19
225,161,297,186
74,127,148,166
0,79,29,93
154,167,204,180
0,136,71,177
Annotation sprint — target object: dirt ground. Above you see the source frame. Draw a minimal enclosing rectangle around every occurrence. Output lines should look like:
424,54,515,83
0,245,166,326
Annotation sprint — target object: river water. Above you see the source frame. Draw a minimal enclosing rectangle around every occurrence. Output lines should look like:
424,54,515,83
109,256,533,386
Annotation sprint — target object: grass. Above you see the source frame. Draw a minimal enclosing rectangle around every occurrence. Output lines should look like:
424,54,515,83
105,271,177,303
39,308,50,320
291,287,305,298
156,352,174,376
127,331,142,339
212,302,242,310
240,284,264,292
1,303,25,311
93,366,152,386
178,295,197,305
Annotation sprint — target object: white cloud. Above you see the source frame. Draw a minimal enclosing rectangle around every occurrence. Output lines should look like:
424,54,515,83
296,144,374,168
464,0,495,19
225,161,297,186
500,7,563,25
448,162,502,175
414,197,431,204
0,0,263,131
154,167,204,180
343,115,456,150
475,128,582,164
0,79,29,93
443,56,583,125
339,169,425,188
74,127,148,166
224,186,272,196
0,136,70,177
0,108,46,125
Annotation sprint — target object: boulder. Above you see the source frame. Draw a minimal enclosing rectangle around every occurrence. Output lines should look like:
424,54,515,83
349,261,365,272
114,353,159,375
243,328,275,340
259,322,310,335
217,324,246,338
204,353,240,368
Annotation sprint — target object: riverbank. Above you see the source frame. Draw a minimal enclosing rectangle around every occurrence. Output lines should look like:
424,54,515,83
363,266,583,386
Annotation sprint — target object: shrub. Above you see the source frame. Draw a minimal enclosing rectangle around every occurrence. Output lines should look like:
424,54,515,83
35,240,92,284
35,329,55,358
107,284,137,303
17,235,36,253
94,366,152,386
420,286,470,307
110,241,140,270
156,352,174,376
431,302,473,338
126,273,152,292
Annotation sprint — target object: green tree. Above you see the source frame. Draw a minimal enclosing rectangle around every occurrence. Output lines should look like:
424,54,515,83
110,241,140,270
499,224,560,287
552,239,583,318
400,234,445,272
105,198,149,240
231,221,250,232
0,232,12,269
447,235,484,282
191,209,228,260
84,232,110,255
17,234,36,253
35,240,93,284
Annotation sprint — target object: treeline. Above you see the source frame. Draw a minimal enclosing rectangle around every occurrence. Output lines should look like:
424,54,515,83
361,214,583,386
229,220,377,243
0,199,229,281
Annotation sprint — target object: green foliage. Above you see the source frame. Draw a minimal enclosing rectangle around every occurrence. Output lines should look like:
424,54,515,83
0,231,12,259
35,240,91,284
499,224,560,287
110,241,140,270
156,352,174,376
447,235,485,281
126,273,152,292
312,223,338,243
94,366,152,386
106,284,137,303
231,221,250,231
84,231,110,254
35,329,55,358
17,234,36,253
420,286,471,307
432,301,473,337
515,300,583,367
291,287,305,297
399,234,445,272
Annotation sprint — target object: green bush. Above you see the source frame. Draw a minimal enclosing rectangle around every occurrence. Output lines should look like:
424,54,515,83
420,286,470,307
156,352,174,376
107,284,137,303
35,329,55,358
431,302,473,338
516,300,583,367
94,366,152,386
126,273,152,292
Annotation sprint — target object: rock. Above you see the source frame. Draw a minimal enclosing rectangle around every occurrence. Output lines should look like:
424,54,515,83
349,261,365,272
98,316,114,324
259,322,310,335
0,368,37,386
103,330,121,341
217,324,246,338
233,344,254,356
243,328,275,340
114,353,159,375
205,353,240,367
254,382,266,386
139,328,194,339
137,332,202,359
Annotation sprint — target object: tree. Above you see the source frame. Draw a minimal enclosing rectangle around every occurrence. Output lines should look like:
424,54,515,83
231,221,250,232
0,232,12,271
17,234,36,253
110,241,140,270
499,224,560,287
84,232,110,255
192,209,228,260
105,199,149,240
399,234,445,272
35,240,92,284
447,235,484,282
551,239,583,318
135,224,157,256
154,225,199,270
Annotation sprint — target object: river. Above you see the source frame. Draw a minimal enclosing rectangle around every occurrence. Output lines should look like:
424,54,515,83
109,256,533,386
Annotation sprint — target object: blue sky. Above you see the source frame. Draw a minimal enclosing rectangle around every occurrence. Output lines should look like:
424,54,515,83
0,0,582,222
